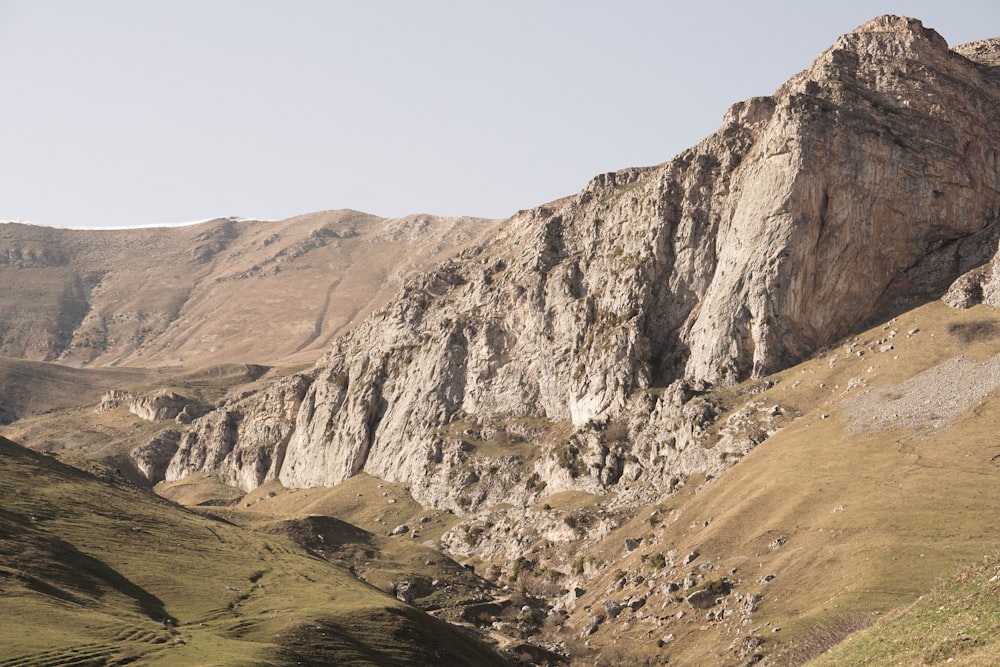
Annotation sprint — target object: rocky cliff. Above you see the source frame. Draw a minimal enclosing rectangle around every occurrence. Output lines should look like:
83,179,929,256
163,17,1000,508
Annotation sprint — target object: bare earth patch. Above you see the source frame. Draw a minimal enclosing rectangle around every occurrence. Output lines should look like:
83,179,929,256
843,355,1000,434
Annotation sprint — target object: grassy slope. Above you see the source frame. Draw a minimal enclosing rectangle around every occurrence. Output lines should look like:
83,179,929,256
0,437,510,667
204,474,498,619
561,301,1000,665
0,362,286,481
0,358,156,423
807,555,1000,666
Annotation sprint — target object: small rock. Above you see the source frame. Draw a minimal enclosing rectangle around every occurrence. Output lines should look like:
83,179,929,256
628,596,647,612
395,581,414,603
390,524,409,535
603,600,623,619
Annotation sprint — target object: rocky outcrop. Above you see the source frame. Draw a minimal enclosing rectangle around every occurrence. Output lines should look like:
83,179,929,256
97,389,206,423
164,374,312,491
130,430,181,484
130,390,204,422
166,17,1000,506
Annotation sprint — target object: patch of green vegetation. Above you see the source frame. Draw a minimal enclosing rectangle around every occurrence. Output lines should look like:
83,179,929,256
806,557,1000,665
510,556,533,581
553,440,583,478
597,175,648,207
0,437,508,666
689,578,729,596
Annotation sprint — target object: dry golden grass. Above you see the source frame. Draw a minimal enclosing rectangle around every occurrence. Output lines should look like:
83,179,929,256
562,301,1000,665
0,213,497,369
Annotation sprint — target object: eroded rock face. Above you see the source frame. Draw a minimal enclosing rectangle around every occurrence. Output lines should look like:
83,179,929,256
164,375,312,491
130,430,181,484
167,17,1000,503
97,389,205,423
129,390,202,422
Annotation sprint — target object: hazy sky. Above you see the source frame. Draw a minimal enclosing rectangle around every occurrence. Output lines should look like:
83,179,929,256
2,1,998,228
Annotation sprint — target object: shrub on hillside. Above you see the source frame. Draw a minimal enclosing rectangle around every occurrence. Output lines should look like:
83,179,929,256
947,320,998,343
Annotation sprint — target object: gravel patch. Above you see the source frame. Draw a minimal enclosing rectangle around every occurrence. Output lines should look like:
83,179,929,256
842,355,1000,435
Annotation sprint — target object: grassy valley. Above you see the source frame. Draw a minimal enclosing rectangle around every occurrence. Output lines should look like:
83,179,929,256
0,437,511,666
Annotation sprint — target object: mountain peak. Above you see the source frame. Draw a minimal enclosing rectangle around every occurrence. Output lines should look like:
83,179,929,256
849,14,947,45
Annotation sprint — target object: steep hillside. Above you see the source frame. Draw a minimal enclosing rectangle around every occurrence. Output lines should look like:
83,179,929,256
162,17,1000,507
0,211,497,368
0,436,513,666
808,554,1000,665
543,300,1000,665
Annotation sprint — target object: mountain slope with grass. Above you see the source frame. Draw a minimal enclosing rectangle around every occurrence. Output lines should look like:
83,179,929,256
0,211,496,369
0,436,512,666
542,300,1000,665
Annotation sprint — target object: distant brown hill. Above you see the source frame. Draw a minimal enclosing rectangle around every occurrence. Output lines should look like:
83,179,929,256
0,211,498,368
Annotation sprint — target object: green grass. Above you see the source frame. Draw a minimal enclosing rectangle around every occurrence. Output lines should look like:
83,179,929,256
0,437,511,666
205,474,495,616
807,556,1000,666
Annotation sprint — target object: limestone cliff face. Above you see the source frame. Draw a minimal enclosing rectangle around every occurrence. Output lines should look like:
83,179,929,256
163,375,312,491
167,17,1000,503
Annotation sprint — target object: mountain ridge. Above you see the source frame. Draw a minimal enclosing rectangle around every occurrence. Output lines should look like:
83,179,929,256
0,210,498,368
160,16,1000,510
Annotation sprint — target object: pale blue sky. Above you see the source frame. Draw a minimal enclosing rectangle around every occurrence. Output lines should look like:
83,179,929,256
1,1,998,228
